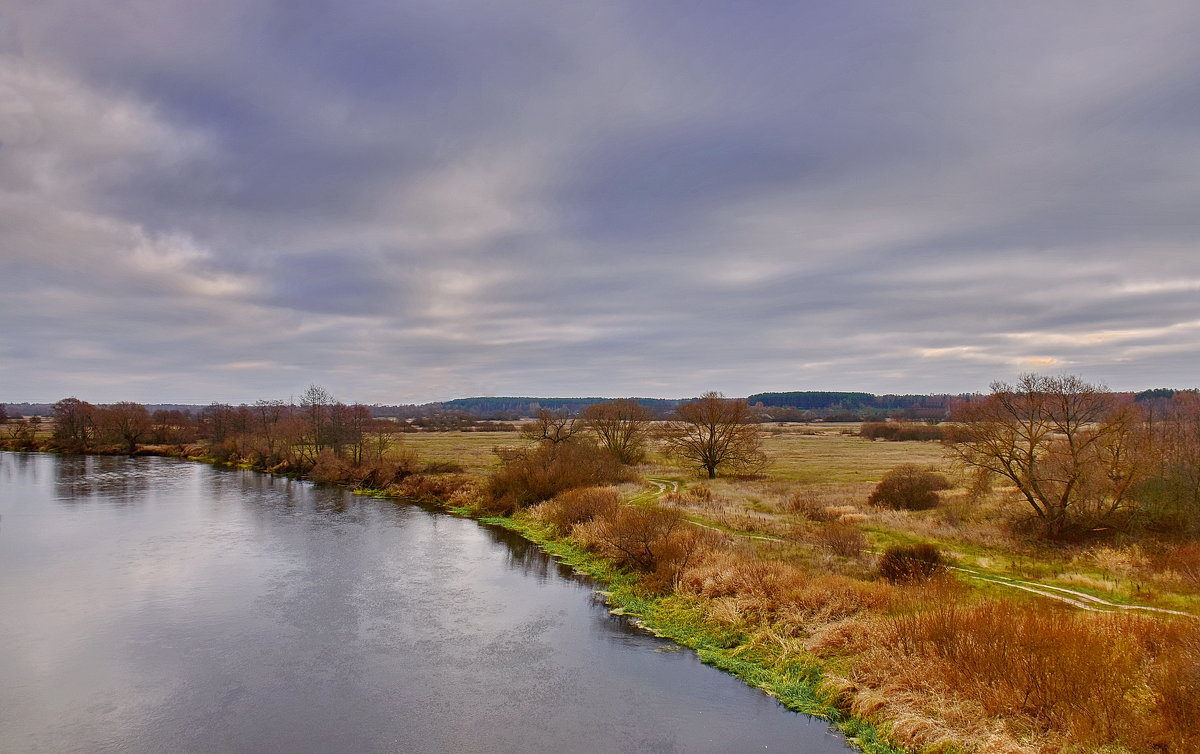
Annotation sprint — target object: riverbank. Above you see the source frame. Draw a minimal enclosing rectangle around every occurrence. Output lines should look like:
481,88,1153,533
466,511,904,754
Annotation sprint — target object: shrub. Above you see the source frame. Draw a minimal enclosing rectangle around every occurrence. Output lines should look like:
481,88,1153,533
877,543,944,583
309,451,353,485
575,506,712,591
207,439,241,465
532,486,621,534
861,421,946,441
1153,541,1200,588
484,439,632,514
786,489,835,521
391,473,471,503
1147,621,1200,751
813,523,867,558
867,464,950,510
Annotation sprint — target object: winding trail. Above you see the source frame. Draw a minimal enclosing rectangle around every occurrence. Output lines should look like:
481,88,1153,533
636,477,1196,618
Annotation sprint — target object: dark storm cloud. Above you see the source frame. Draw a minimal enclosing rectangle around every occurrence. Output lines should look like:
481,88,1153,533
2,0,1200,404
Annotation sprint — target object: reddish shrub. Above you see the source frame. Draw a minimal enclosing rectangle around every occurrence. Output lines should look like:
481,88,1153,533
485,439,633,513
877,543,944,583
867,464,950,510
532,486,621,533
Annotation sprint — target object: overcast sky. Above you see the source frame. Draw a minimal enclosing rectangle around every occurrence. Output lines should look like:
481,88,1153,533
3,2,1199,405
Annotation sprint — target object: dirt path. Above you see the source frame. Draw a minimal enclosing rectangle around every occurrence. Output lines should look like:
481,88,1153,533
636,477,1195,618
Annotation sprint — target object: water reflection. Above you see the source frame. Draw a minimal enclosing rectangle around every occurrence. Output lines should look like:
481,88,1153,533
51,454,192,504
482,523,580,583
0,453,852,754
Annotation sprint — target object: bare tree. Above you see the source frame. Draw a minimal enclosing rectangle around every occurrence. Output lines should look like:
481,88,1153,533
662,392,765,479
583,399,652,465
946,374,1146,536
100,402,153,454
1138,392,1200,531
52,397,96,451
299,384,334,454
521,409,582,446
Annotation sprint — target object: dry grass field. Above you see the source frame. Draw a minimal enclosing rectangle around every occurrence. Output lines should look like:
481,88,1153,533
399,422,1200,616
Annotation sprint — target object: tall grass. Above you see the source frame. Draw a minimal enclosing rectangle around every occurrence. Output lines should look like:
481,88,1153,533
851,601,1200,752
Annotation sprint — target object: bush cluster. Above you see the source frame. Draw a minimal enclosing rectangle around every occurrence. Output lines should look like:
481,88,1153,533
483,439,632,514
876,543,944,583
574,505,710,592
532,486,621,534
859,422,946,441
867,464,951,510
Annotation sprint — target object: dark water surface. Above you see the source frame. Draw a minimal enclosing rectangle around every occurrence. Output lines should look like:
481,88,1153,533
0,452,851,753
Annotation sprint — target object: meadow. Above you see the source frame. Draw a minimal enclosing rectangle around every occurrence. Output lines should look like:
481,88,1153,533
398,422,1200,753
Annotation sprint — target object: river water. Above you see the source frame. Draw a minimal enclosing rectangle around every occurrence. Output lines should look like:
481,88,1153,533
0,452,851,753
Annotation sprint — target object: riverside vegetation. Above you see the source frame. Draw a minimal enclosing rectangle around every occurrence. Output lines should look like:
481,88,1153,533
4,377,1200,753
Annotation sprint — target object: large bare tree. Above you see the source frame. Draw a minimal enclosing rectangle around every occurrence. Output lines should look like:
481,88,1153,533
663,392,765,478
521,409,582,446
946,374,1146,535
52,397,96,451
101,401,152,454
583,399,652,465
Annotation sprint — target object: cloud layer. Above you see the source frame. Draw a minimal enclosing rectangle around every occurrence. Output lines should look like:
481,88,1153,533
3,1,1200,403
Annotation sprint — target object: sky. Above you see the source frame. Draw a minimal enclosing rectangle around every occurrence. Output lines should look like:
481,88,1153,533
3,1,1200,405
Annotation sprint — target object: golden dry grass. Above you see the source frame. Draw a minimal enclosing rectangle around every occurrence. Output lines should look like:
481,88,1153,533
392,429,524,475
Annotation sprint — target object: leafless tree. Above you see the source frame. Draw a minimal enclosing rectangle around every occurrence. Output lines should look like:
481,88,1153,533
101,401,153,454
946,374,1147,536
52,397,96,451
662,392,766,479
1138,392,1200,531
583,399,652,465
299,384,334,454
521,409,582,446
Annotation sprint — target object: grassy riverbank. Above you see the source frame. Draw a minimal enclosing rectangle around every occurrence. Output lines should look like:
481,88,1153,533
468,512,904,754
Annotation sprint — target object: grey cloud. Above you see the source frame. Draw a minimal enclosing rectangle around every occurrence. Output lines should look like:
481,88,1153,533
3,1,1200,404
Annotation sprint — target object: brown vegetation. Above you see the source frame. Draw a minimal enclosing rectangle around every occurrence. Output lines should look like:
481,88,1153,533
850,603,1200,752
582,399,652,465
574,505,712,592
876,543,944,583
867,464,951,510
662,392,766,478
947,374,1146,536
483,438,632,514
859,421,946,442
530,486,621,534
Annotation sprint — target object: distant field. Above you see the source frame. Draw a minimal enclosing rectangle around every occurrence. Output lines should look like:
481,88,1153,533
757,423,949,484
398,421,951,487
398,430,524,475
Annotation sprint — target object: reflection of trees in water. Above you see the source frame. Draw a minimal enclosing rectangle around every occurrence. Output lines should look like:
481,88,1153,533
477,517,661,643
216,467,351,517
0,451,40,484
482,524,577,582
54,455,154,504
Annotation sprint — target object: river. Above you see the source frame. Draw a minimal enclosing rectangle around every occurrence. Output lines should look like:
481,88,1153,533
0,452,851,753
